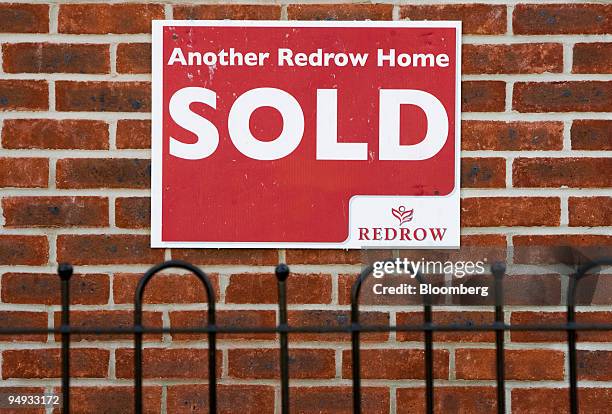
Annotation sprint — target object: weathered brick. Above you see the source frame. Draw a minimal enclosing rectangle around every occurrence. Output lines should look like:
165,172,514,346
174,5,281,20
53,310,162,341
397,311,495,343
59,4,164,34
569,197,612,227
511,311,612,343
117,43,151,74
342,349,449,380
113,273,219,304
2,349,108,379
511,387,612,414
288,4,392,20
228,348,335,379
513,82,611,112
3,43,109,74
577,350,612,380
0,4,48,33
286,249,361,265
0,80,48,111
463,43,562,74
1,273,109,305
2,119,108,150
0,235,48,265
56,81,150,112
57,234,164,265
462,121,563,151
513,234,612,265
461,197,560,227
462,81,506,112
513,158,612,188
573,43,612,74
116,119,151,149
513,4,611,35
56,158,150,189
291,387,389,414
0,311,47,342
52,387,162,414
0,158,48,188
397,387,497,414
115,197,150,228
225,273,331,304
288,310,389,342
172,248,277,266
170,310,276,341
0,387,45,414
167,384,275,414
461,157,506,188
115,348,218,379
455,349,564,380
571,120,612,150
401,4,506,35
2,196,108,227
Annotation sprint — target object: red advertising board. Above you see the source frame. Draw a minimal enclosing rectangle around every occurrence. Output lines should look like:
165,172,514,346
152,21,461,248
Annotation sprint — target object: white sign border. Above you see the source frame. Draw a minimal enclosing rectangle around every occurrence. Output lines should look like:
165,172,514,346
151,20,462,249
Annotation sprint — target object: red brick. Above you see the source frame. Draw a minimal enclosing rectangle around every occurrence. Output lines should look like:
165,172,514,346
0,4,48,33
288,4,392,20
286,249,361,265
56,81,150,112
115,197,150,228
513,158,612,188
569,197,612,227
167,384,275,414
462,121,563,151
291,387,389,414
463,43,562,74
455,349,564,380
0,80,47,111
170,310,275,341
56,158,150,189
52,386,161,414
117,43,151,74
397,387,497,414
53,310,162,341
171,248,277,266
174,5,281,20
288,310,389,342
2,196,108,227
2,349,108,379
116,119,151,149
57,234,163,265
511,311,612,343
462,81,506,112
513,4,611,35
461,234,507,247
225,273,331,304
571,120,612,150
2,119,108,150
513,234,612,265
512,387,612,414
228,348,335,379
513,82,611,113
0,235,48,265
573,43,612,74
397,311,495,343
577,350,612,380
401,4,506,35
115,348,218,379
342,349,449,380
1,273,109,305
0,157,48,188
461,197,560,227
3,43,109,74
461,157,506,188
0,387,46,414
113,273,219,304
59,4,164,34
0,311,47,342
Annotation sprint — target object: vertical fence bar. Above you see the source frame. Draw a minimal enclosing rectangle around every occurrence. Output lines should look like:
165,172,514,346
276,264,290,414
351,264,372,414
134,260,217,414
567,273,578,414
58,263,73,414
492,262,506,414
423,299,434,414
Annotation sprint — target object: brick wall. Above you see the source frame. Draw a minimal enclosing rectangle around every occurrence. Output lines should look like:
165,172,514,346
0,1,611,413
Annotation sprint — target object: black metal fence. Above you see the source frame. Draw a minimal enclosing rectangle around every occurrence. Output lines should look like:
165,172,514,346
1,257,612,414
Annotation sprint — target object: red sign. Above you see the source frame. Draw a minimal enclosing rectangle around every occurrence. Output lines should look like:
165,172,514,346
152,21,461,248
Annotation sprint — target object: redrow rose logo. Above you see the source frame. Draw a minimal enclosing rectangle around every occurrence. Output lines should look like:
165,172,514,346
391,206,414,226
